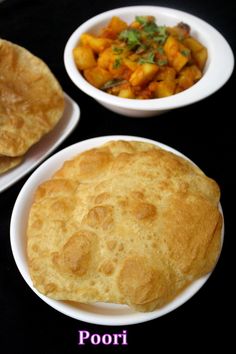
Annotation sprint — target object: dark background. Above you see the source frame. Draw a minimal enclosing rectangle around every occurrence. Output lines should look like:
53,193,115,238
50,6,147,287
0,0,235,353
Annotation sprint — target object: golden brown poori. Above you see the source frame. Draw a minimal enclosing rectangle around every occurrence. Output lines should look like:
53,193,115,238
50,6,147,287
27,140,222,312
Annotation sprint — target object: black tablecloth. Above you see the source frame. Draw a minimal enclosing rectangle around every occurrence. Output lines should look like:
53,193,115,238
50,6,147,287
0,0,235,353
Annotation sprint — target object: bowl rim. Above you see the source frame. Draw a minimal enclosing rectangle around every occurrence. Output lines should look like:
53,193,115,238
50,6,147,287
64,5,234,111
10,135,224,325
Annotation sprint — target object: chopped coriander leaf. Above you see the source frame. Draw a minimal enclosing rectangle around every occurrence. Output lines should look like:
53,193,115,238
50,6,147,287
112,46,123,54
157,46,164,54
100,79,127,91
135,16,150,26
143,21,159,35
119,29,141,49
158,26,167,37
153,26,168,44
139,52,156,64
154,36,167,44
181,49,190,56
113,58,122,69
157,59,168,66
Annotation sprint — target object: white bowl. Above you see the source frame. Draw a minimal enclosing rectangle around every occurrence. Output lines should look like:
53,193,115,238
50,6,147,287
10,135,224,325
64,6,234,117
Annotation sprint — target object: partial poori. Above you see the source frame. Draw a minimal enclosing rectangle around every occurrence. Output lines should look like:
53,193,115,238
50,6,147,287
27,140,222,312
0,39,65,174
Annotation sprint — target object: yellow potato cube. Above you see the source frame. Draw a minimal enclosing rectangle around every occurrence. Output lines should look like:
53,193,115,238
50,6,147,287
80,33,111,53
118,86,135,98
164,36,179,57
83,66,112,88
123,58,139,72
155,67,176,81
153,80,176,98
97,47,115,69
108,16,128,34
183,37,204,52
193,48,208,70
177,65,202,90
73,46,96,70
172,52,189,72
164,36,189,72
183,37,208,69
129,63,159,87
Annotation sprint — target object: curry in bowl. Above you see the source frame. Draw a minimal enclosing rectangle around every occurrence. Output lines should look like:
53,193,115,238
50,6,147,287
73,16,207,99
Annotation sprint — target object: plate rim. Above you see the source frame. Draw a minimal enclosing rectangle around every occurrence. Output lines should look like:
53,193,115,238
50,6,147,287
10,135,224,325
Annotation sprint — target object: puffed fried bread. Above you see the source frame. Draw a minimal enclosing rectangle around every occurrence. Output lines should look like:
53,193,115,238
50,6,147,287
27,141,222,312
0,155,23,174
0,39,64,167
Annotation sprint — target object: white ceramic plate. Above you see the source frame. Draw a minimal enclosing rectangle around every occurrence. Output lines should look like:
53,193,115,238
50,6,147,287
10,136,224,325
0,93,80,193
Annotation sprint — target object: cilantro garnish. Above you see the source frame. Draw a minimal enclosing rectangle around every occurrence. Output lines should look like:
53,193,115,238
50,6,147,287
139,52,156,64
181,49,190,57
157,59,168,66
135,16,149,26
119,28,141,49
153,26,168,44
113,58,122,69
157,46,164,54
112,46,124,54
143,21,159,35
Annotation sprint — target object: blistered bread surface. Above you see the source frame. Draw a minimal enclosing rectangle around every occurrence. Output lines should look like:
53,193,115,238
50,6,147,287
0,39,64,158
27,141,222,311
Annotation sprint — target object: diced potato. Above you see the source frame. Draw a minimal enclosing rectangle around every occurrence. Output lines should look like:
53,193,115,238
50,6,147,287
164,36,189,72
97,47,115,69
148,81,159,92
183,37,204,52
175,85,183,94
123,58,139,72
172,52,189,72
129,63,159,87
73,46,96,70
129,20,142,29
177,65,202,90
80,33,111,53
136,88,153,99
108,60,126,77
193,48,207,70
155,66,176,81
118,86,135,98
164,36,179,56
108,16,128,34
177,73,193,91
152,80,176,98
100,17,127,38
183,37,208,69
83,66,112,88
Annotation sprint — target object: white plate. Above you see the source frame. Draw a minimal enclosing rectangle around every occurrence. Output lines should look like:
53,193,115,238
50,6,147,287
0,93,80,193
10,136,224,325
